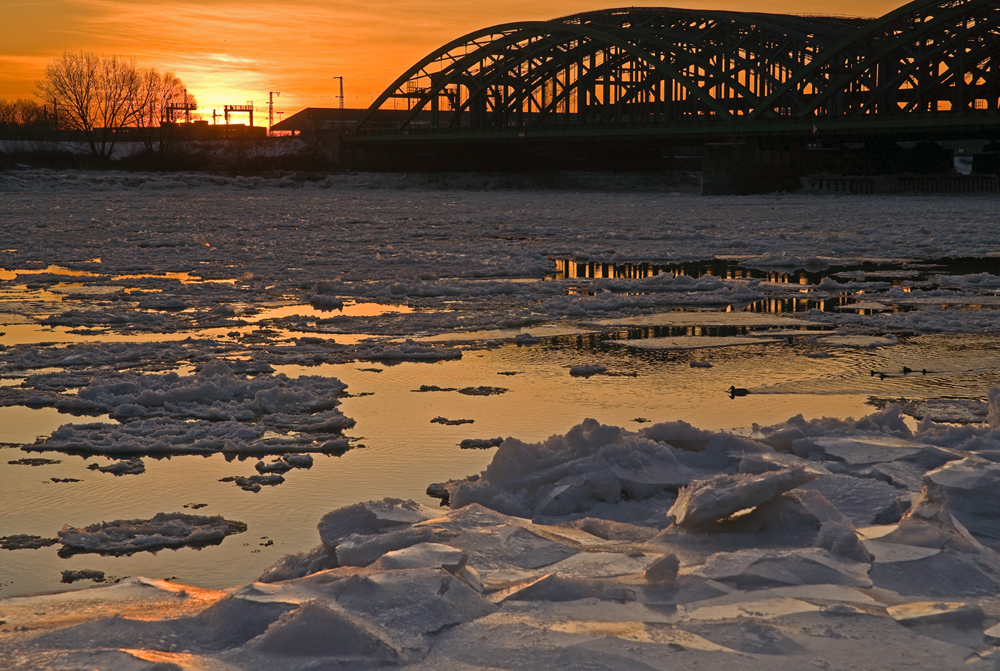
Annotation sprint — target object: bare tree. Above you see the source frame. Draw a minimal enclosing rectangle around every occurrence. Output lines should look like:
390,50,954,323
0,98,56,144
133,71,194,153
35,52,190,159
0,98,45,127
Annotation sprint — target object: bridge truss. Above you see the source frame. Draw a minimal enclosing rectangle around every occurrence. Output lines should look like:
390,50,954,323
352,0,1000,139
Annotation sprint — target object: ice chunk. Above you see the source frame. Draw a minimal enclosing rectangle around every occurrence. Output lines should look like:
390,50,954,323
258,544,338,583
35,361,355,457
653,490,838,560
667,467,819,527
308,293,344,311
87,457,145,476
7,457,61,466
369,543,467,573
887,601,984,627
460,437,504,449
61,569,106,583
255,453,313,473
318,498,441,550
917,457,1000,540
447,419,699,519
643,553,680,585
799,474,905,526
248,601,402,661
438,516,579,572
870,550,1000,598
56,360,350,423
221,473,284,492
363,340,462,361
812,435,924,465
32,595,293,654
868,494,1000,597
1,534,59,550
816,521,872,563
695,547,872,588
864,541,941,564
335,527,441,567
573,518,659,542
457,385,507,396
569,364,606,378
36,417,345,456
491,573,637,603
327,568,496,644
57,512,247,555
541,551,654,579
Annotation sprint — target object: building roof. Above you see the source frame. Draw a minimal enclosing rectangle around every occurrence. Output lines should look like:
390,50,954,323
272,107,432,132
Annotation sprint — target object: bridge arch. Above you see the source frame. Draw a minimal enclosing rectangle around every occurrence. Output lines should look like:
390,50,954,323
353,0,1000,135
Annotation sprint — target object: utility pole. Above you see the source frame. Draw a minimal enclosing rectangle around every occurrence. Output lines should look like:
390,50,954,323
268,91,280,135
332,77,344,110
333,76,345,129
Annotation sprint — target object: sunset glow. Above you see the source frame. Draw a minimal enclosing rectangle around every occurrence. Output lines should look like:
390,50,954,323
4,0,904,123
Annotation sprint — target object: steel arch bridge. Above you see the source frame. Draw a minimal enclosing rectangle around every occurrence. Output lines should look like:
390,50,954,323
350,0,1000,145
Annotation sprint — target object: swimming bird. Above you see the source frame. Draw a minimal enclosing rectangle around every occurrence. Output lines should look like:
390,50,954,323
902,366,913,374
728,386,749,397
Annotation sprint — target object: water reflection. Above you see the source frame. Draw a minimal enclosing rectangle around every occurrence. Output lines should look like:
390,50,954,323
550,256,1000,287
551,256,998,318
246,301,413,322
4,328,1000,599
0,265,235,285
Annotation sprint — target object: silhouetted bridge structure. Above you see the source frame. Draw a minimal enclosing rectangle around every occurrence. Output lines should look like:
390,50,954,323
343,0,1000,191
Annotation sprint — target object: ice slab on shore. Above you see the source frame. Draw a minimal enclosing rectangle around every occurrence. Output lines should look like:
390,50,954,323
14,393,1000,670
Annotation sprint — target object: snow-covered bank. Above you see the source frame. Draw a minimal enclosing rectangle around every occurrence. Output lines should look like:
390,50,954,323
8,402,1000,669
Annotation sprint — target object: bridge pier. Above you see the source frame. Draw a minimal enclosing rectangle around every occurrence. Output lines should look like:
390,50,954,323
701,140,960,195
700,142,828,195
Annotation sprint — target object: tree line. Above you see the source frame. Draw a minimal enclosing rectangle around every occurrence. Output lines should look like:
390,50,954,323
0,52,194,159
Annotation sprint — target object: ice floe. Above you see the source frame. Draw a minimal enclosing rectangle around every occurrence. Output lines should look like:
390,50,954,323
57,512,247,555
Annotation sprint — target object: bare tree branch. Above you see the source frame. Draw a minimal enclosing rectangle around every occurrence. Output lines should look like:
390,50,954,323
34,52,191,159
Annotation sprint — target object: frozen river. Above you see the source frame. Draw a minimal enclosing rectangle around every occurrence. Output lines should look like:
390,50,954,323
2,169,1000,600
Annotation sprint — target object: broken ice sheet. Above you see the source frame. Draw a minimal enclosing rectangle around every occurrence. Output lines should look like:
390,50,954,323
23,359,356,457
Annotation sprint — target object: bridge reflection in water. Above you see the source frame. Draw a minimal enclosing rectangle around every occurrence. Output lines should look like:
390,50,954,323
547,256,1000,317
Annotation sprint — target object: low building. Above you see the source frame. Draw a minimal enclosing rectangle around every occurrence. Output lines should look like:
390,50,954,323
271,108,433,135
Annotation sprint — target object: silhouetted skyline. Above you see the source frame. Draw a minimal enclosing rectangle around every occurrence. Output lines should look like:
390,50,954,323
3,0,904,122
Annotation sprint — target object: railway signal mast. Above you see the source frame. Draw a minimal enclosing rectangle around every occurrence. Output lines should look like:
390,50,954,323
268,91,280,135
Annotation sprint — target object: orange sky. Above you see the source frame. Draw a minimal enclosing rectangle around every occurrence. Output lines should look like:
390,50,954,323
3,0,905,124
